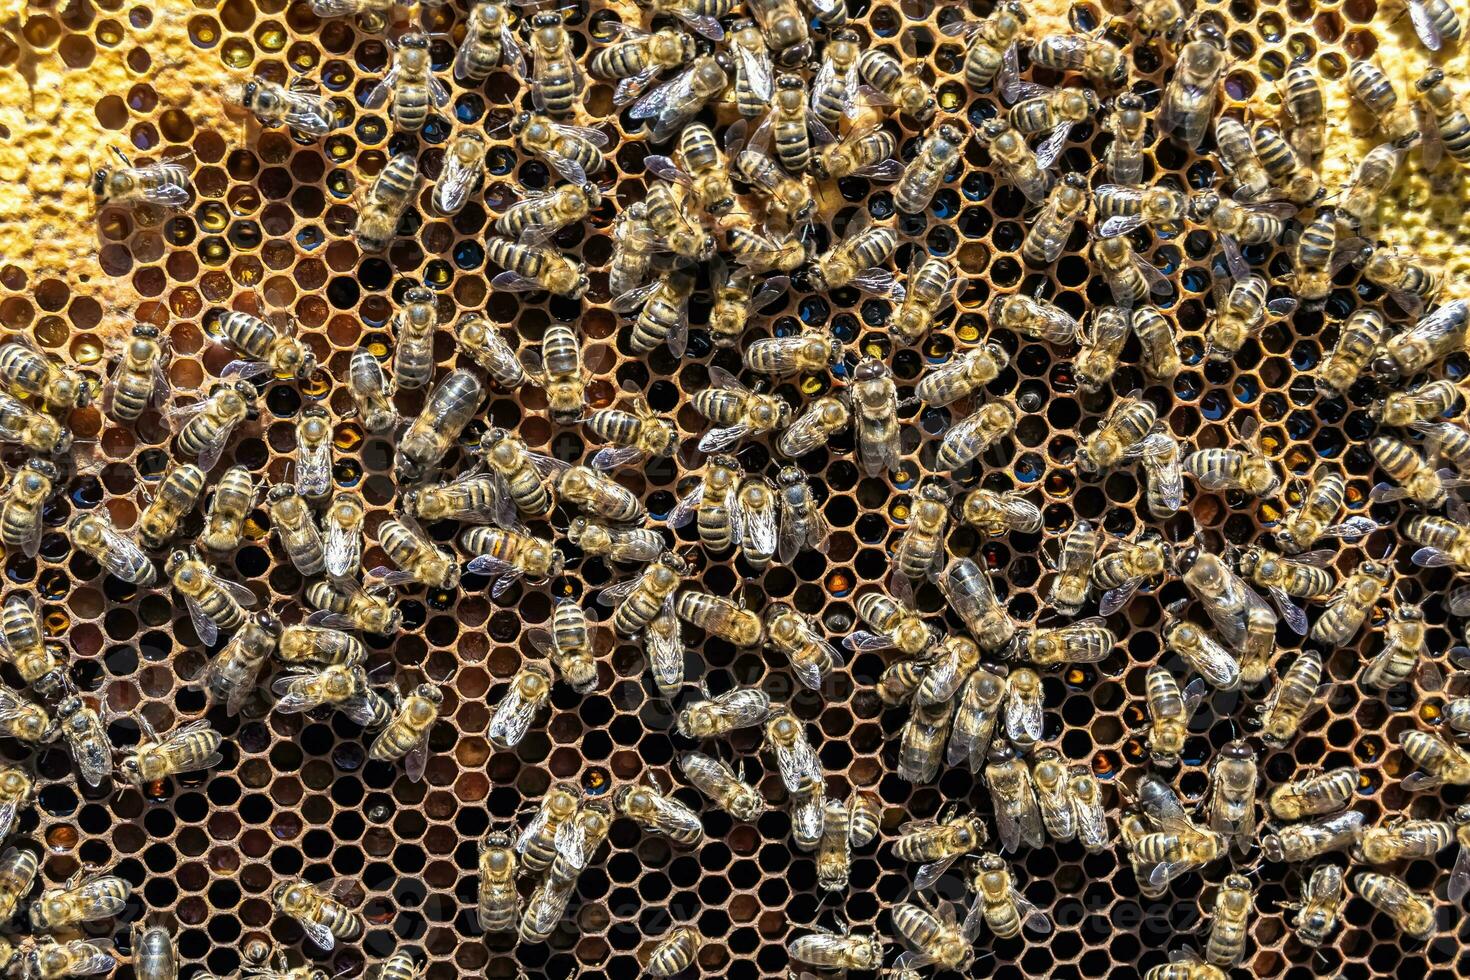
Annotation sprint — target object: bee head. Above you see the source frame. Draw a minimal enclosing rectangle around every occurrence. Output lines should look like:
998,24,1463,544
400,32,430,49
241,80,259,109
91,168,111,199
1416,69,1445,93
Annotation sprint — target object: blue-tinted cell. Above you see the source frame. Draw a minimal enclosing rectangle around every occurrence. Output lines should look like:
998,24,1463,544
1232,374,1259,403
453,241,484,270
1200,390,1229,421
455,94,485,124
1014,453,1044,483
799,297,829,326
961,173,993,201
296,226,324,252
422,117,450,145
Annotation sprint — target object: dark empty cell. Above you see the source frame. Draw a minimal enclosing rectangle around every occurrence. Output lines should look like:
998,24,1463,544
143,874,178,907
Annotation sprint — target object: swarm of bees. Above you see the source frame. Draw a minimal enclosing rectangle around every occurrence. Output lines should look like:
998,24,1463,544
13,0,1470,974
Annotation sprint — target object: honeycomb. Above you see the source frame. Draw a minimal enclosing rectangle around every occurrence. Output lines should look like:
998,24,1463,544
1,0,1470,976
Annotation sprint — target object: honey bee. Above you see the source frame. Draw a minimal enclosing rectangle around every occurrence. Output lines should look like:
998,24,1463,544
0,845,36,927
675,591,763,647
893,124,964,216
92,148,190,211
787,922,886,972
304,578,402,635
0,340,90,414
943,664,1007,772
770,467,830,566
518,873,575,944
486,228,590,299
1257,650,1324,747
842,358,899,475
365,32,450,131
461,525,563,599
495,181,601,239
1047,519,1099,616
166,548,255,647
0,392,68,457
993,293,1081,347
940,0,1028,91
352,152,418,254
343,348,396,435
136,462,204,553
1183,418,1281,498
119,716,222,787
1254,123,1324,205
102,323,169,423
615,773,704,846
1307,316,1382,399
846,582,931,657
170,380,258,473
1178,545,1277,650
237,76,337,144
644,126,738,221
562,520,659,568
1362,601,1441,691
1145,666,1208,766
1263,767,1355,823
1359,244,1445,317
1007,86,1102,171
678,751,765,821
0,458,51,565
1199,740,1257,855
524,598,597,695
810,123,900,184
1306,553,1389,647
271,878,363,952
690,366,791,453
1206,272,1300,362
487,662,553,749
372,514,458,591
1338,140,1414,237
1347,59,1415,142
1092,233,1172,309
475,830,518,934
197,612,279,717
1416,69,1470,169
454,0,522,83
1161,25,1226,149
1031,19,1127,88
602,552,688,642
775,395,849,460
1013,619,1113,667
1378,300,1470,381
1403,0,1464,49
276,626,364,669
449,317,524,391
53,695,107,787
0,766,32,846
367,683,442,781
1068,765,1110,853
13,934,118,980
764,706,822,794
1352,872,1435,939
809,210,902,297
641,927,703,978
979,118,1052,203
1030,747,1075,843
630,53,731,144
984,742,1044,852
509,112,609,184
898,694,956,784
262,485,323,577
727,221,809,275
1285,864,1345,947
914,343,1010,408
1024,175,1091,269
963,853,1052,940
892,897,977,972
395,369,482,483
273,664,388,727
589,22,696,105
1101,94,1151,186
1131,812,1228,889
1090,531,1169,618
29,868,129,931
0,593,65,700
1275,466,1374,554
1400,726,1470,790
515,782,581,876
518,324,588,425
938,399,1016,472
387,287,437,393
757,605,837,695
858,45,937,123
1355,816,1456,866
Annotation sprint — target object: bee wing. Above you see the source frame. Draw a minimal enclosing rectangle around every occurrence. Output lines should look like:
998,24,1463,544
774,736,822,793
1181,676,1209,720
488,687,538,746
401,733,430,783
283,92,335,138
271,675,329,713
1410,0,1444,49
674,9,724,39
340,694,385,728
1412,546,1455,568
0,798,18,840
614,66,662,108
553,810,592,872
1005,688,1043,743
1451,843,1470,902
297,445,332,499
848,268,906,301
1035,122,1074,170
363,64,400,110
1099,576,1144,616
841,630,893,652
541,149,588,184
60,941,118,976
667,483,703,529
643,154,691,186
324,519,362,580
214,575,257,608
491,270,550,293
1013,889,1053,934
667,295,690,359
184,594,220,647
297,914,338,951
1098,213,1147,238
697,424,751,453
737,491,778,559
591,445,645,470
435,151,482,216
630,65,696,121
913,854,957,891
429,74,451,108
1135,256,1173,296
596,577,641,607
1268,586,1310,635
646,607,685,692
